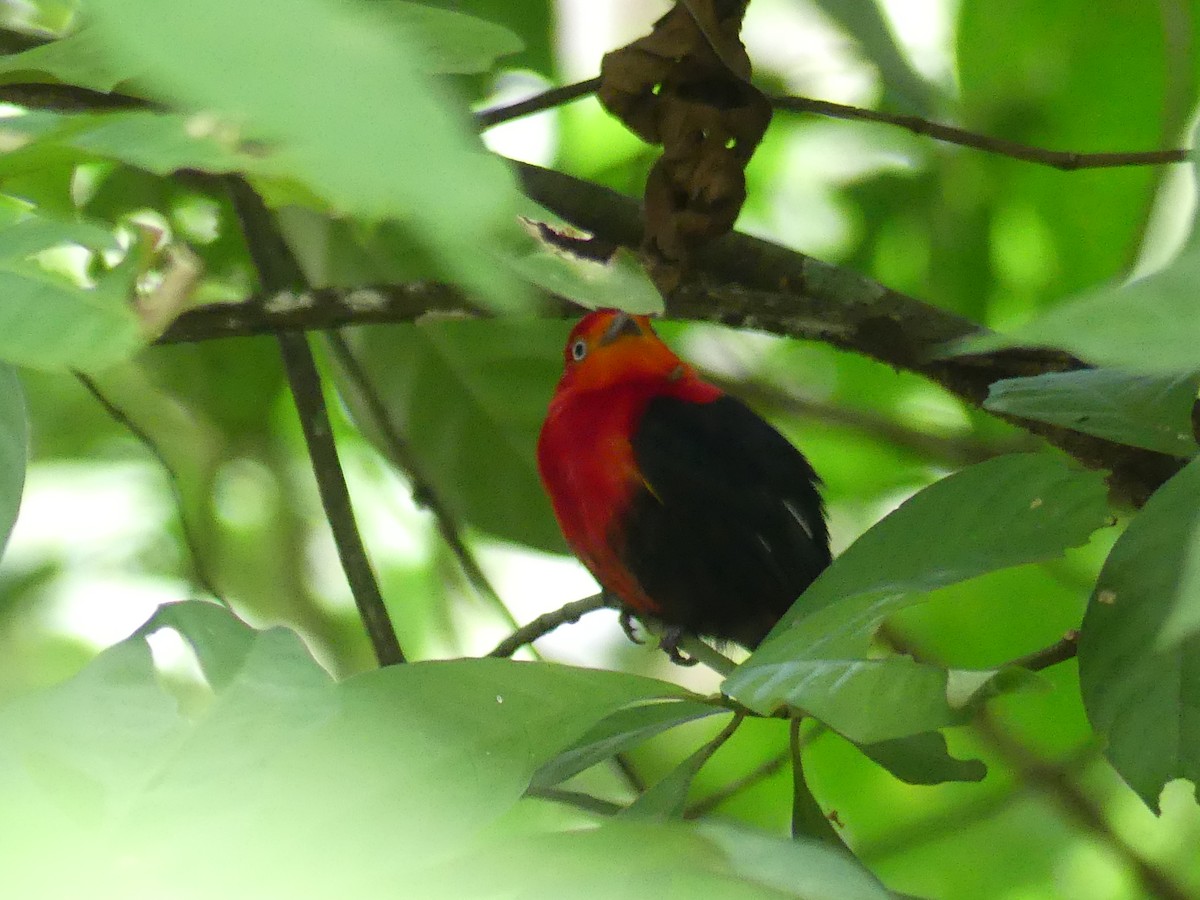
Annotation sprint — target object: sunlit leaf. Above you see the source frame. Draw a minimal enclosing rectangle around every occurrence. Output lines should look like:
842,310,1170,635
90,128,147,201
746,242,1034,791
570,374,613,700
986,368,1199,458
0,254,142,372
86,0,529,310
953,244,1200,373
412,820,890,899
0,603,694,896
377,1,523,74
0,27,132,92
725,455,1110,741
1080,456,1200,809
0,365,27,561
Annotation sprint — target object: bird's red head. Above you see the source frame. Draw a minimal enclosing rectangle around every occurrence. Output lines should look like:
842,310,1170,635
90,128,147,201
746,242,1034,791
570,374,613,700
554,310,687,396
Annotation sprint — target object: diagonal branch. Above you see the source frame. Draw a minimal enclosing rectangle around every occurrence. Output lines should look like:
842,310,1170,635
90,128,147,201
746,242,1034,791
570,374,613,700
226,176,404,667
326,331,518,632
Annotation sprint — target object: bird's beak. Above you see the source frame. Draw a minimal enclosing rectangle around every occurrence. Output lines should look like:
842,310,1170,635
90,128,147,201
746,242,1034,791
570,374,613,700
599,312,642,346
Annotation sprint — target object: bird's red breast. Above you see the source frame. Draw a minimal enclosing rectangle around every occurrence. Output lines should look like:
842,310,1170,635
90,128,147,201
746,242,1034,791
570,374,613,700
537,310,829,648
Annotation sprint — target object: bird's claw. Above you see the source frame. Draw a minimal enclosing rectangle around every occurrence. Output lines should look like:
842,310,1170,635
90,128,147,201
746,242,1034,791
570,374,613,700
659,627,699,667
618,608,644,644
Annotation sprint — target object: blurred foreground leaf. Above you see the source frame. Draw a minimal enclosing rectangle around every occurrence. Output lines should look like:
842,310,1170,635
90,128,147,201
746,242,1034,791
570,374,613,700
0,365,27,560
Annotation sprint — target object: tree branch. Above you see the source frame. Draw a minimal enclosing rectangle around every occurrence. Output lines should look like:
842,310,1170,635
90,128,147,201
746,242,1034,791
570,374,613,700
326,331,518,632
701,368,1037,466
226,176,404,667
74,372,224,604
469,69,1188,170
475,77,601,129
488,593,612,658
1010,630,1079,672
770,95,1188,170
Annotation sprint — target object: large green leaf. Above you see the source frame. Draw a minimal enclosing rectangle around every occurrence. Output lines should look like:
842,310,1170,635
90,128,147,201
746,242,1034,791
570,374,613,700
376,1,523,74
0,230,142,371
339,319,568,552
0,365,27,560
724,455,1110,742
0,601,697,897
985,368,1199,458
0,27,132,92
411,820,890,900
86,0,528,311
1079,456,1200,809
957,243,1200,373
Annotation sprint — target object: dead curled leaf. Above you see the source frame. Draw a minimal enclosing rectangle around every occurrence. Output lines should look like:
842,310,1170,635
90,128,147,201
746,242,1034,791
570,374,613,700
597,0,771,290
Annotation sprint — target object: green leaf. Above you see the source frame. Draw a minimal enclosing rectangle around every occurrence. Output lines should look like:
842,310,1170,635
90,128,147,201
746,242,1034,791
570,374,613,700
137,600,268,692
531,699,722,789
87,0,528,311
854,731,986,785
621,714,737,820
0,255,142,372
0,365,26,560
491,204,664,314
1079,456,1200,809
67,110,261,176
952,244,1200,373
0,603,694,896
377,2,523,74
339,319,567,552
985,368,1199,458
0,27,132,92
724,454,1110,742
413,820,890,899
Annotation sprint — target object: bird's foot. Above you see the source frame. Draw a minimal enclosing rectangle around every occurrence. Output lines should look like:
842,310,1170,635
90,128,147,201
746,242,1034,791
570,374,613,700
659,627,699,667
617,608,645,645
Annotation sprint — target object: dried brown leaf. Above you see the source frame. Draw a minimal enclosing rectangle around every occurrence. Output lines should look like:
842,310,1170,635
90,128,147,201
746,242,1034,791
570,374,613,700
596,0,771,292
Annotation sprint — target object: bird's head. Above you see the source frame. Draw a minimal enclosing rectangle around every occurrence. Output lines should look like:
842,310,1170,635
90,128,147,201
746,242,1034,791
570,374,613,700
555,310,686,395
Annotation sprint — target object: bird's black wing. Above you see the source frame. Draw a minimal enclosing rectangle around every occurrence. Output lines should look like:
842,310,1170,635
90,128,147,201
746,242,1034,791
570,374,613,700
621,394,830,647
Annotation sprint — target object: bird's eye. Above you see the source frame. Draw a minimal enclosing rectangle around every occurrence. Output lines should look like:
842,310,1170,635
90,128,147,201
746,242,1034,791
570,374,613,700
570,340,588,362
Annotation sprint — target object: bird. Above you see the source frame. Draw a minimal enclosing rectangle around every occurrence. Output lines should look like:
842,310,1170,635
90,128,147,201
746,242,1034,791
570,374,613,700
536,309,830,658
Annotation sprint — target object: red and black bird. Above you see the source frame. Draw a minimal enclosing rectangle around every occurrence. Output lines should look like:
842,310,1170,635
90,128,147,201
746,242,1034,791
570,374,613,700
537,310,830,653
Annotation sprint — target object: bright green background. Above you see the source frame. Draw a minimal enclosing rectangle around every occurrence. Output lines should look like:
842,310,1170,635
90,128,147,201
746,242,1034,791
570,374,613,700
0,1,1198,898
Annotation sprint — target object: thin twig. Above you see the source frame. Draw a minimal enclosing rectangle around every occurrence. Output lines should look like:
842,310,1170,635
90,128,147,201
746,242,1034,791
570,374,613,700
684,750,788,818
226,176,404,666
475,77,601,129
1010,630,1080,672
466,63,1189,170
613,752,648,796
488,593,612,658
74,372,224,605
325,331,519,632
524,786,625,817
771,95,1189,170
